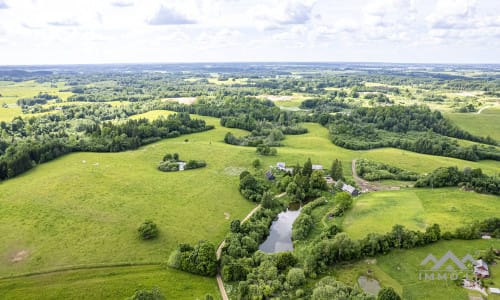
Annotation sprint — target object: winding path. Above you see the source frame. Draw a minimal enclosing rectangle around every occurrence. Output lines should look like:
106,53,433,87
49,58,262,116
477,103,497,114
216,192,286,300
351,159,400,192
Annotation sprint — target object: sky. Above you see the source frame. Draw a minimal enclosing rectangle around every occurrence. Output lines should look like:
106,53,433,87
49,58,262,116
0,0,499,65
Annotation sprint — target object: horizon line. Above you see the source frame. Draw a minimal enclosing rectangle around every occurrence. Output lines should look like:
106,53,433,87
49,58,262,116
1,60,500,68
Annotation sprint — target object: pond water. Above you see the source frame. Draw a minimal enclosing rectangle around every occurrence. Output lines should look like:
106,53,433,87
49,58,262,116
258,205,301,253
357,276,381,295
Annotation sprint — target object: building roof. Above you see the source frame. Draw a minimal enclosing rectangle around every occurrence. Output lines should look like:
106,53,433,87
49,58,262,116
312,164,323,170
342,184,357,194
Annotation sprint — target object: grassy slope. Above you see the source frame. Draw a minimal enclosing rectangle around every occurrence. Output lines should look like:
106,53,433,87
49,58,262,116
333,239,500,300
343,188,500,239
446,107,500,142
1,113,499,299
0,266,218,300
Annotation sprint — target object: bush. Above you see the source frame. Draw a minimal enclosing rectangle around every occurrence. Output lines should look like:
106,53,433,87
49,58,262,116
168,241,217,276
377,287,401,300
126,287,165,300
138,220,159,240
286,268,306,288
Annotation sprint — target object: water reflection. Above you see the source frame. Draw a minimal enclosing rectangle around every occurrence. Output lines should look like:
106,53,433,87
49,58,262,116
258,205,301,253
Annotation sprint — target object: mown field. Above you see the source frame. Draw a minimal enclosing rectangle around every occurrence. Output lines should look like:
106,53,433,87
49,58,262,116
1,110,499,299
0,265,218,300
342,188,500,239
446,106,500,142
332,239,500,300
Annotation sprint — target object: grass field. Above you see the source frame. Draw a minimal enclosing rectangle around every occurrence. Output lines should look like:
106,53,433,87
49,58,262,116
446,107,500,142
1,111,499,299
0,81,73,122
0,265,218,300
332,239,500,299
343,188,500,239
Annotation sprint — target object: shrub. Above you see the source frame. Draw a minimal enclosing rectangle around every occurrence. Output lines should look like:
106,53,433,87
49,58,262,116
138,220,159,240
126,287,165,300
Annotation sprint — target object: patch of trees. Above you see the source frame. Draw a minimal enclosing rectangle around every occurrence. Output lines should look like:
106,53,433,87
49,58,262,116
300,97,351,114
292,197,328,241
326,192,353,218
310,276,374,300
356,159,419,181
157,152,206,172
126,287,165,300
17,92,61,112
415,166,500,195
327,105,499,161
277,159,329,203
363,93,393,104
167,240,217,276
456,103,477,113
239,171,270,202
256,144,277,156
422,94,446,102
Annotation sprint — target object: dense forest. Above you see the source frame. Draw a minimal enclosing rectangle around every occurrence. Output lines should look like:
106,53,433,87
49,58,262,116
327,105,500,161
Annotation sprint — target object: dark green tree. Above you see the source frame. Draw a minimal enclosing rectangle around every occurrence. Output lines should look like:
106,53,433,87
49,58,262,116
330,159,344,180
377,287,401,300
138,220,159,240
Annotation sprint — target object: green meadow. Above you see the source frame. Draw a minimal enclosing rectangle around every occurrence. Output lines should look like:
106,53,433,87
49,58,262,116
332,239,500,300
0,265,218,300
343,188,500,239
0,111,499,299
446,107,500,142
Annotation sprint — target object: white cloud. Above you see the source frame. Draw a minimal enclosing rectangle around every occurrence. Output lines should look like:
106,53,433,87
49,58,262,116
147,5,196,25
111,1,133,8
0,0,497,64
252,0,317,31
0,0,8,9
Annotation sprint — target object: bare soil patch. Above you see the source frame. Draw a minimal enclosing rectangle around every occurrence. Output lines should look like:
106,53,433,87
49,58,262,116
262,95,293,102
11,250,29,263
352,160,401,192
162,97,197,105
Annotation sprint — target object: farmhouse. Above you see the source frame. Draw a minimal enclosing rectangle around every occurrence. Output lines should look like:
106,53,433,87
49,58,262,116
342,183,359,196
474,259,489,278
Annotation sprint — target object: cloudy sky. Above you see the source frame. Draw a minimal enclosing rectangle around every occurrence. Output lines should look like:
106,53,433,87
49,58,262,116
0,0,498,65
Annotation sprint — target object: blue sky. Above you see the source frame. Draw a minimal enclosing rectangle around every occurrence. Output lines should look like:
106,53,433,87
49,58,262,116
0,0,498,65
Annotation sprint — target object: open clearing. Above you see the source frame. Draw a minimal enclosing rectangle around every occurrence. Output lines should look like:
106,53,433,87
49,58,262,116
343,188,500,239
446,107,500,142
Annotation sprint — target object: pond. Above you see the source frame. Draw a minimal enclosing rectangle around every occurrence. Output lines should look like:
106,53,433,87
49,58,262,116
258,205,301,253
